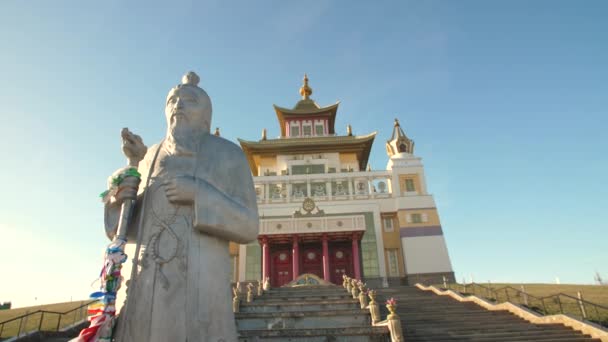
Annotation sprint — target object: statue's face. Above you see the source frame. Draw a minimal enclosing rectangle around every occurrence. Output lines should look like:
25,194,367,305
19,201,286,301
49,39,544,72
165,86,212,132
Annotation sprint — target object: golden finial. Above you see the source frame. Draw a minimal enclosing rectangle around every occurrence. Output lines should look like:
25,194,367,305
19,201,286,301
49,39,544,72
299,73,313,99
347,124,353,136
214,127,220,136
394,118,400,127
261,128,267,141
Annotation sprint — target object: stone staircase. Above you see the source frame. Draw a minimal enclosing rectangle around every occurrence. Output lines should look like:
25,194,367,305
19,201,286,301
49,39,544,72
24,284,605,341
236,285,389,341
375,286,602,342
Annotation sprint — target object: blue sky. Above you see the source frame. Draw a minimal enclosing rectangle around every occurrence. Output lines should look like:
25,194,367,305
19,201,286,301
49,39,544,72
1,1,606,307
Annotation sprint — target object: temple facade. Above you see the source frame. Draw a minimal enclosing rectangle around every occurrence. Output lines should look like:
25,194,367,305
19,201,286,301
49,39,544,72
231,75,455,287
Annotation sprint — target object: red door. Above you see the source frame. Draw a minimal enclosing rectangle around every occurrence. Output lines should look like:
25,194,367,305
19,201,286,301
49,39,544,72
301,246,323,279
330,244,353,284
271,249,292,287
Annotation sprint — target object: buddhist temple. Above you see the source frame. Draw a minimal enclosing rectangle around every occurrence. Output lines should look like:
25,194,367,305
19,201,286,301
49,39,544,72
232,75,455,288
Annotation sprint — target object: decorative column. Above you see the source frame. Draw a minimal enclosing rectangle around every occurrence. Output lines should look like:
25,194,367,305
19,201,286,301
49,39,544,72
306,179,311,197
261,236,270,281
322,234,330,282
292,235,300,280
352,233,361,280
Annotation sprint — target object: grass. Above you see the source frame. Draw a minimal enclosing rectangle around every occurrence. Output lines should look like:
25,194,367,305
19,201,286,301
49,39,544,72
0,300,91,339
439,283,608,327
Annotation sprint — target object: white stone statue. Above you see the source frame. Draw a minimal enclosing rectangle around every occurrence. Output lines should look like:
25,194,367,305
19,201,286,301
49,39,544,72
104,71,259,342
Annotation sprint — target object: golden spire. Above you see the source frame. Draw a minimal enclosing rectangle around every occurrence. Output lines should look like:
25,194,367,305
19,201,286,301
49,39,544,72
214,127,220,136
299,73,313,100
394,118,400,127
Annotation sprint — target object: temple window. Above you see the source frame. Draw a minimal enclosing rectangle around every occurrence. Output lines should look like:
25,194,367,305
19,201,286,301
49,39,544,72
383,217,394,232
292,164,325,175
332,181,348,196
315,124,324,136
291,125,300,137
303,124,312,136
292,183,307,198
405,179,416,192
411,213,422,223
269,184,284,199
386,249,400,277
312,182,326,197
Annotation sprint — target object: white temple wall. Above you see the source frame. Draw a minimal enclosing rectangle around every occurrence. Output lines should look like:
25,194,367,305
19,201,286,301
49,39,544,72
401,235,453,274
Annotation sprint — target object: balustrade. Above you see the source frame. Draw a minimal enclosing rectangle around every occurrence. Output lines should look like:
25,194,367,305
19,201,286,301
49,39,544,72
254,171,394,204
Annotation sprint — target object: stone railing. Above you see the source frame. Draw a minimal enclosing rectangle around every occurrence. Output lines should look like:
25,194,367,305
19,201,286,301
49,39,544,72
343,275,404,342
232,277,270,313
254,170,394,204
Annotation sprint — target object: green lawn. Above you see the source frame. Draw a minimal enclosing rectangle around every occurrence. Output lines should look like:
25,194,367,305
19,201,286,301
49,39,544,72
0,300,91,339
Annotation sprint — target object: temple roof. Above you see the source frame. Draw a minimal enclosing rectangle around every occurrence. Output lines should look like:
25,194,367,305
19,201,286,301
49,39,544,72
386,118,415,156
274,102,340,136
274,74,340,136
238,133,377,176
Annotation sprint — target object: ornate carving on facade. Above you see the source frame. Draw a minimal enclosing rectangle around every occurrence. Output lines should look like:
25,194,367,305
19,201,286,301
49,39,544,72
293,197,325,217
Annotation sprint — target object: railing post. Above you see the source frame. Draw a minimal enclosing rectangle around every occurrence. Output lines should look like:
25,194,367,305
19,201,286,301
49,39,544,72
39,312,45,331
593,304,600,322
577,292,587,319
541,298,548,314
505,288,510,302
56,314,62,331
386,303,404,342
359,290,369,309
487,281,492,298
556,296,563,313
351,279,359,299
232,286,240,313
246,283,254,303
368,290,381,324
17,317,24,337
18,310,30,337
80,301,86,321
521,285,528,306
0,322,4,338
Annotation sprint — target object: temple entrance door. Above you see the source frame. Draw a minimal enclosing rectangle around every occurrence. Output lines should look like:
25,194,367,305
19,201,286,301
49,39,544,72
330,244,353,284
301,245,323,279
270,248,292,287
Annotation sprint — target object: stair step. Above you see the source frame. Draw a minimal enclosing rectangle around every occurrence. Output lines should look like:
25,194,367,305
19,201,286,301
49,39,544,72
238,326,389,342
236,309,370,330
373,286,602,342
240,299,359,312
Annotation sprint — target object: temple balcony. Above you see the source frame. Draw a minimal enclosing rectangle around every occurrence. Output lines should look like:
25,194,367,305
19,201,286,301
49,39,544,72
253,170,395,204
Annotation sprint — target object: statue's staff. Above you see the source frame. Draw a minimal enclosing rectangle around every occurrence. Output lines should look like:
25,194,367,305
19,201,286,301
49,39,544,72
114,128,148,241
73,128,147,342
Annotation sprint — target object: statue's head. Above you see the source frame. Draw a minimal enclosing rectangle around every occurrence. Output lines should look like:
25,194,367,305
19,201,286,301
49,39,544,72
165,71,212,134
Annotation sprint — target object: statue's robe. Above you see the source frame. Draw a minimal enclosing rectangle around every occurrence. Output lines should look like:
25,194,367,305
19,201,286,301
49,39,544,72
105,133,259,342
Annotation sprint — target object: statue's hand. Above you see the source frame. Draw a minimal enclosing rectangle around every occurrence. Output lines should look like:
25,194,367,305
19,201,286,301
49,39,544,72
105,168,141,205
163,176,195,204
115,175,141,203
121,128,147,167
